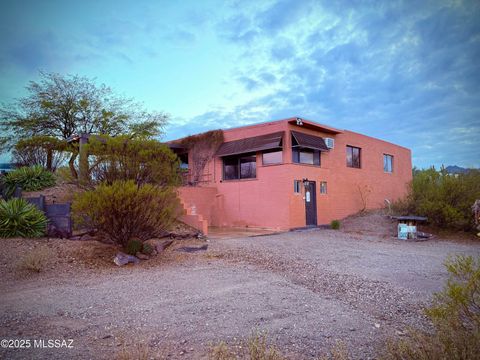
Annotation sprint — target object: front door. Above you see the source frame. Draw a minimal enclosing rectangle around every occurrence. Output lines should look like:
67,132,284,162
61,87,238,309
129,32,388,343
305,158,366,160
305,181,317,226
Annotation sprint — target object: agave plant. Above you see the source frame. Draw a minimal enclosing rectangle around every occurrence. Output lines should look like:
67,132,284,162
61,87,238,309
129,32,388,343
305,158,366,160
0,198,48,238
1,165,56,198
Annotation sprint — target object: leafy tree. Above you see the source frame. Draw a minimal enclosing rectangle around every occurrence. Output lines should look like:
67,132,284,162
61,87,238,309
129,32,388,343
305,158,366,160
0,72,168,178
12,136,68,171
86,135,180,186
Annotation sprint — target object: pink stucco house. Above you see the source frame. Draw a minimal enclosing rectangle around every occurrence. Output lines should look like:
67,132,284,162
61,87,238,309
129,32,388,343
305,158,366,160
170,117,412,234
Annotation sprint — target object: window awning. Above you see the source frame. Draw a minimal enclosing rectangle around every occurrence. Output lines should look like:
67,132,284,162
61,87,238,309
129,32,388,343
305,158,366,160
291,131,329,151
216,131,284,157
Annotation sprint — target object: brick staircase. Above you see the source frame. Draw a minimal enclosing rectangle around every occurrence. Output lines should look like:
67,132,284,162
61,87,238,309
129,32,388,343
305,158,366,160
178,198,209,235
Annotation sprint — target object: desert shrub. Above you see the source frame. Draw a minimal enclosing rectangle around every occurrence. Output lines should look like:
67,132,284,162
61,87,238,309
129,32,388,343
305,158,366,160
142,242,154,255
1,165,56,198
381,255,480,360
126,239,143,255
0,198,48,238
331,220,340,230
247,331,284,360
392,167,480,231
16,247,53,272
55,166,77,183
72,180,179,247
12,136,68,171
86,135,180,186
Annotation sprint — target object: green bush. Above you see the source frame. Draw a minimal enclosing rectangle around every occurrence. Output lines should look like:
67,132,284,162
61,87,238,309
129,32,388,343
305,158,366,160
392,167,480,231
72,180,179,247
331,219,340,230
126,239,143,255
0,198,48,238
1,165,56,198
142,242,154,255
381,255,480,360
86,135,180,186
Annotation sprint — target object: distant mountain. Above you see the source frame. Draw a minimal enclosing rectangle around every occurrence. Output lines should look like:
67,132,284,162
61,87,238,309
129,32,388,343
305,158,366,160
445,165,470,174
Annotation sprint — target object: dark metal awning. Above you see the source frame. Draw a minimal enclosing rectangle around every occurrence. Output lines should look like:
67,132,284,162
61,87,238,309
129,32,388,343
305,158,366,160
216,131,284,157
291,131,329,151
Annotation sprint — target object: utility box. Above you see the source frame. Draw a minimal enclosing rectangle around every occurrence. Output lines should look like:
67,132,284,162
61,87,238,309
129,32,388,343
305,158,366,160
398,223,417,240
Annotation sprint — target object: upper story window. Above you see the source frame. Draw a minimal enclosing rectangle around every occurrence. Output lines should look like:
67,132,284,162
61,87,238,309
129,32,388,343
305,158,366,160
384,154,393,173
346,145,361,168
223,154,256,180
292,134,321,166
262,150,283,165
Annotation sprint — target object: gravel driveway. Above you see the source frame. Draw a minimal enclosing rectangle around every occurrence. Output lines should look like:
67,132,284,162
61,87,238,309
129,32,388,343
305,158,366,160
1,226,479,359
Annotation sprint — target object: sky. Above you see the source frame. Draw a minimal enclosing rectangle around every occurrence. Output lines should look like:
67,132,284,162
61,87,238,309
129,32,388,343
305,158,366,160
0,0,479,168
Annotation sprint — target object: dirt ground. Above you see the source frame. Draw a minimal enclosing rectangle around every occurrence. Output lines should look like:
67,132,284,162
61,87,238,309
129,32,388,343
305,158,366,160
1,212,479,359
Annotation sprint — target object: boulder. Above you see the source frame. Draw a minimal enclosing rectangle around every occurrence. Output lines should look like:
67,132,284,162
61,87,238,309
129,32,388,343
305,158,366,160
113,252,140,266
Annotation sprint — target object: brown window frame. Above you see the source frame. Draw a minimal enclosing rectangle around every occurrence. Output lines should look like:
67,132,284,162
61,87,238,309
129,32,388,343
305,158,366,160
262,149,283,165
346,145,361,168
222,154,257,180
383,154,393,173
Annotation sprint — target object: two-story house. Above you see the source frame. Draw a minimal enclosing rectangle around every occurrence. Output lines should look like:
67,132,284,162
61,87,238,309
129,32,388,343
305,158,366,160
170,117,412,234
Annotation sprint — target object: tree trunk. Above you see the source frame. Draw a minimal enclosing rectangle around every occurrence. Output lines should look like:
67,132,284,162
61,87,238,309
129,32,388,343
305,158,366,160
78,137,89,185
46,149,53,171
69,152,78,179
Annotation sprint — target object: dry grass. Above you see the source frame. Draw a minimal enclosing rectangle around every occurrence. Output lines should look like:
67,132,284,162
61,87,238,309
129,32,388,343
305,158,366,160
16,246,54,273
209,331,285,360
117,343,150,360
209,333,351,360
318,341,350,360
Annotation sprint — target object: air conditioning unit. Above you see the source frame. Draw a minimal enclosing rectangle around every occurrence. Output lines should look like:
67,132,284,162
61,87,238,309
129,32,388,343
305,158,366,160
324,137,335,149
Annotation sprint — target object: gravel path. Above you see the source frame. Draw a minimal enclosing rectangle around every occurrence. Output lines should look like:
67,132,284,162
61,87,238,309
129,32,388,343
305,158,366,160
1,225,479,359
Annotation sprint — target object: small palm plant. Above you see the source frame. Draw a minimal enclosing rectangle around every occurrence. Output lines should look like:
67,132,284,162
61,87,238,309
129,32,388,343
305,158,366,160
0,198,48,238
1,165,56,198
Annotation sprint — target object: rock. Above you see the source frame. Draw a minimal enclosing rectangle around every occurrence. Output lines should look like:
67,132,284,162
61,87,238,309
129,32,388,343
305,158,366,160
113,252,140,266
144,238,174,253
136,252,149,260
374,323,380,328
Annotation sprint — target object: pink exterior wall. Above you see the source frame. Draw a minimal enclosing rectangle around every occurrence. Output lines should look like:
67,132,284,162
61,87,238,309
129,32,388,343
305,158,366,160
175,118,412,231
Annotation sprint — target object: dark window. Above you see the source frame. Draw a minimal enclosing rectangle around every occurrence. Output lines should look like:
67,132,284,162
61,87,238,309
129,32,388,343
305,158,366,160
346,146,361,168
292,148,320,165
178,153,189,169
223,155,256,180
294,180,301,193
262,150,282,165
384,154,393,172
292,134,321,166
320,181,327,194
223,157,239,180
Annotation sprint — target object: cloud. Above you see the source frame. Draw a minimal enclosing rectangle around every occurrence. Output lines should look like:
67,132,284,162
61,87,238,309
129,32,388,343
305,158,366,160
256,0,313,34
